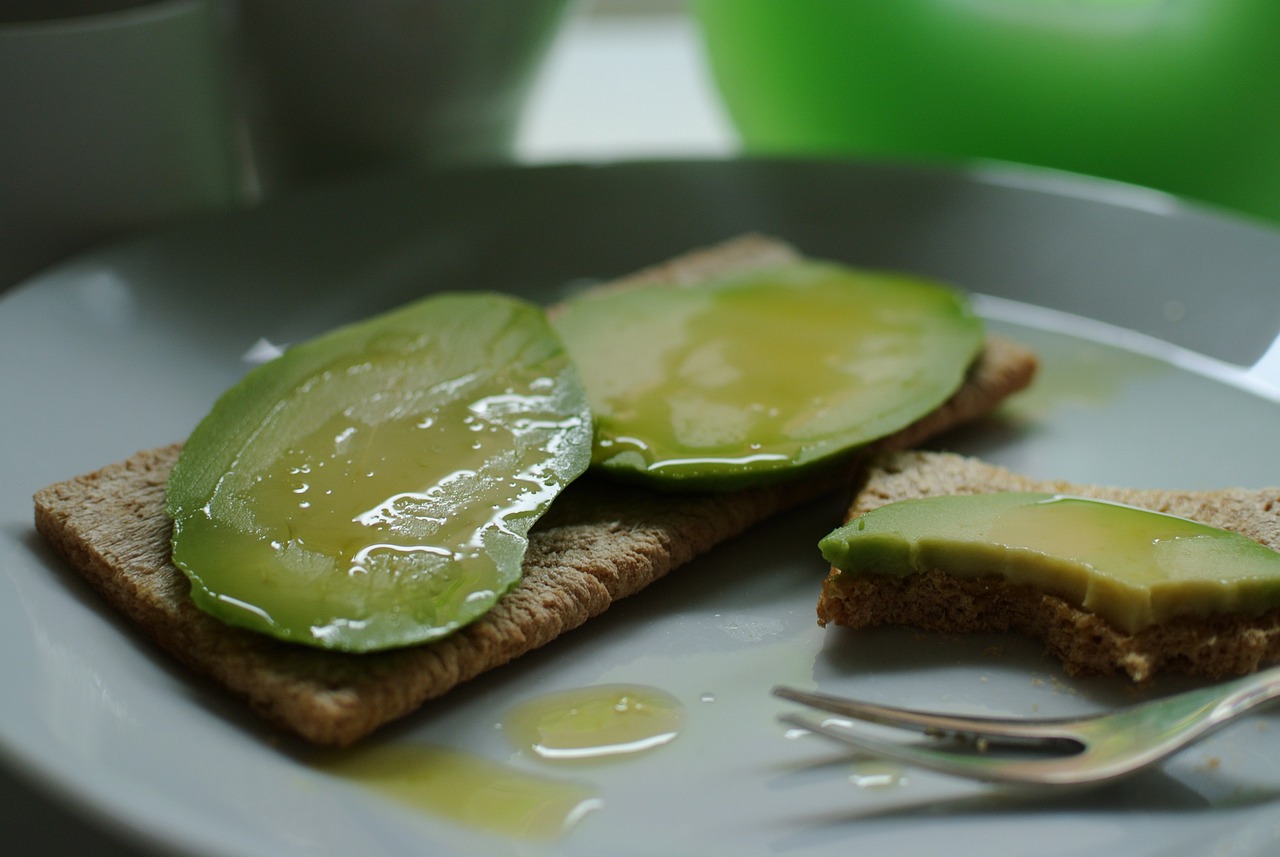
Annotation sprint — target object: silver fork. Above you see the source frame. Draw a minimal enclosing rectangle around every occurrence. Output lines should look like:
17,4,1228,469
773,667,1280,787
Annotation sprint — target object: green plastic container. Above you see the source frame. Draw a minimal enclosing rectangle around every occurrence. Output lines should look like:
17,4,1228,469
694,0,1280,223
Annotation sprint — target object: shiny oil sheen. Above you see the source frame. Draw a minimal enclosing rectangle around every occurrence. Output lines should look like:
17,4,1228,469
820,492,1280,632
312,744,600,841
166,293,592,651
552,261,983,489
502,684,684,763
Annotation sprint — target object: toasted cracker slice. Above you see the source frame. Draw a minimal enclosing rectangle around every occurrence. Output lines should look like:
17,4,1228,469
818,450,1280,681
33,236,1036,746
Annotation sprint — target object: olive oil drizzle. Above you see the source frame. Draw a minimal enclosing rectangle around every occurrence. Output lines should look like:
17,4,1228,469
313,744,601,841
315,684,685,841
502,684,685,763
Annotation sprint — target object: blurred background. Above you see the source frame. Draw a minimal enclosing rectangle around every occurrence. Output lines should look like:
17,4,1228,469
691,0,1280,225
4,0,1279,289
0,0,730,287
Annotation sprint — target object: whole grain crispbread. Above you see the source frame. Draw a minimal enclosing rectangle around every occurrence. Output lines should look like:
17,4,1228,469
817,450,1280,681
32,236,1037,746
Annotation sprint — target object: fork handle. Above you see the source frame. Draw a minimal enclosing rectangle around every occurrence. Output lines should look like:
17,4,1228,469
1211,664,1280,724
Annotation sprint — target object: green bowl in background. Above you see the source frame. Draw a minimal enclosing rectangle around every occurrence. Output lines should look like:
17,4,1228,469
693,0,1280,223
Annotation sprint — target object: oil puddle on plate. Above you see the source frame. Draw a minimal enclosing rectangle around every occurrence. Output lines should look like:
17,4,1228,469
310,683,683,842
311,743,601,841
501,683,685,764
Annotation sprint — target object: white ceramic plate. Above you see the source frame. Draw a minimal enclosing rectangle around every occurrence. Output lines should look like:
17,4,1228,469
3,160,1279,857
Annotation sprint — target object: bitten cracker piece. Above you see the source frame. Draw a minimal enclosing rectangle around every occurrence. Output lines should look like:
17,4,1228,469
818,450,1280,682
33,235,1036,746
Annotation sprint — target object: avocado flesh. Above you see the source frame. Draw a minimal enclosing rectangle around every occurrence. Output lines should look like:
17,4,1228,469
552,261,984,490
820,492,1280,633
166,293,592,652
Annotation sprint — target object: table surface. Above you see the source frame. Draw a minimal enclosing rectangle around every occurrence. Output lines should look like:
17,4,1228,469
0,6,726,856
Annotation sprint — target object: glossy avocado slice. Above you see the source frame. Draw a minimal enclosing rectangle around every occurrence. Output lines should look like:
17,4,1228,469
551,261,984,490
820,492,1280,633
166,293,592,652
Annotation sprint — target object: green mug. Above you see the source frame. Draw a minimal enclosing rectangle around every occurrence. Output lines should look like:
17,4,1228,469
694,0,1280,223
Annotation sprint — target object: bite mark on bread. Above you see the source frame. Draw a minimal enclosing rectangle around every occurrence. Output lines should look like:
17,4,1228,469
818,451,1280,681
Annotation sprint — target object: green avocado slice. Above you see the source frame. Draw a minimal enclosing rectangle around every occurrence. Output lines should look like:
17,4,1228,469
551,261,984,490
166,293,592,652
820,492,1280,633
